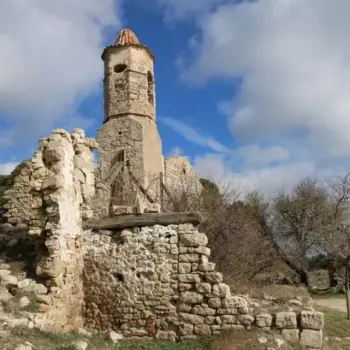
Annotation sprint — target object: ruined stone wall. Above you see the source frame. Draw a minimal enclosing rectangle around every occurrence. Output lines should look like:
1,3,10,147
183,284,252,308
163,157,203,210
3,128,98,332
83,224,324,348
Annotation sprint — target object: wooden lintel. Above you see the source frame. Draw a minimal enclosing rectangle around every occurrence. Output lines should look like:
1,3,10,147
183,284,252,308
83,212,203,230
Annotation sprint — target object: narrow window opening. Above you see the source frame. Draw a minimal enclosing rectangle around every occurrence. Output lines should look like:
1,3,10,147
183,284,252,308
114,64,127,73
147,71,154,104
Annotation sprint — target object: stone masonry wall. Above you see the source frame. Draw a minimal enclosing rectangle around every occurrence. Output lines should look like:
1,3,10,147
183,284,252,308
83,224,324,348
3,128,98,332
95,117,144,217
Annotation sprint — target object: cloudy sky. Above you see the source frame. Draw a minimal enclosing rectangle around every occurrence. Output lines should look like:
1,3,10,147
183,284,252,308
0,0,349,196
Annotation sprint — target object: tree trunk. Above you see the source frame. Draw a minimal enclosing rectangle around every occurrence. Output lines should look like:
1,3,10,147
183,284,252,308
346,261,350,320
328,259,338,288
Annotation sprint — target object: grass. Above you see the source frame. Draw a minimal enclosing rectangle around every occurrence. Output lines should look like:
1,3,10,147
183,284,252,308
4,327,213,350
322,309,350,338
3,327,302,350
312,292,344,299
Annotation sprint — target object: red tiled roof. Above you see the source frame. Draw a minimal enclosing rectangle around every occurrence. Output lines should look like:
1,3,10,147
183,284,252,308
115,29,140,46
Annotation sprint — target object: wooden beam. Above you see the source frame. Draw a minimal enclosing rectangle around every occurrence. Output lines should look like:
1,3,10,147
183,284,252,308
83,212,203,230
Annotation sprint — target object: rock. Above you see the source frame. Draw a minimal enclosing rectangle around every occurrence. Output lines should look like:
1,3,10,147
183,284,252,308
34,283,48,295
208,298,221,308
274,338,285,349
281,329,299,343
0,274,18,287
180,313,205,325
71,340,88,350
36,295,51,305
180,232,208,247
213,283,231,298
108,330,123,343
156,331,177,341
19,296,30,308
17,279,31,289
0,270,11,277
258,337,268,344
204,272,223,283
300,311,324,330
180,292,203,304
7,318,29,328
300,329,323,348
0,286,12,302
14,345,32,350
275,312,297,329
255,313,273,328
287,299,303,307
239,314,254,326
77,328,92,337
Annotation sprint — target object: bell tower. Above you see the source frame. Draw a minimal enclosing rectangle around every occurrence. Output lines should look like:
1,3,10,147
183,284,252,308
102,28,156,123
95,29,163,216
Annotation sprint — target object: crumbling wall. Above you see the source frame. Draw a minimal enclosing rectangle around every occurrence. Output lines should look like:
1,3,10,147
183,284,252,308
3,128,98,332
83,224,324,347
162,157,203,210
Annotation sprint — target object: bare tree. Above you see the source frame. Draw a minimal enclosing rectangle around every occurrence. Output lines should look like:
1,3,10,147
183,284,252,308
317,173,350,318
162,177,278,286
245,179,333,287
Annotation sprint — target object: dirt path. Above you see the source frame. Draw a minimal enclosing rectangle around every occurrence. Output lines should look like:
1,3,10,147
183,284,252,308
313,297,347,313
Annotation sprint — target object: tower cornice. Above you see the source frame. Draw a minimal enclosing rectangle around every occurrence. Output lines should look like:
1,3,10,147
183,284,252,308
101,43,155,62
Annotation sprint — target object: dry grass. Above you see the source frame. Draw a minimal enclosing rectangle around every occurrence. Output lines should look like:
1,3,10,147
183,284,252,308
0,327,307,350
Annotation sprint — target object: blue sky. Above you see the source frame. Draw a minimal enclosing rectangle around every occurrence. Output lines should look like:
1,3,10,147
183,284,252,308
1,0,350,195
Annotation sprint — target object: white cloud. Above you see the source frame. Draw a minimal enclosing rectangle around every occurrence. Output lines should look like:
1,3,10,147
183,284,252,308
160,116,229,153
0,162,19,175
165,0,350,194
182,0,350,160
194,153,322,197
233,144,290,168
0,0,121,146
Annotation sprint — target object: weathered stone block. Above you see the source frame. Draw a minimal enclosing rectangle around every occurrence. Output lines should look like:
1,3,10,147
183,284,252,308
275,312,297,329
194,324,211,335
255,314,273,328
281,329,299,343
208,298,221,308
204,272,223,283
179,274,201,283
300,329,322,348
179,263,191,274
180,313,204,325
180,292,203,304
300,311,324,330
180,233,208,247
195,283,212,294
179,323,194,336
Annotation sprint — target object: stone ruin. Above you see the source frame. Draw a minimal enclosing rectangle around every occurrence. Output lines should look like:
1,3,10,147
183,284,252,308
0,128,324,349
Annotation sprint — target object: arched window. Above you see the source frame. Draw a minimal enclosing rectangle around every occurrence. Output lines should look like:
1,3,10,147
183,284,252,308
147,71,154,104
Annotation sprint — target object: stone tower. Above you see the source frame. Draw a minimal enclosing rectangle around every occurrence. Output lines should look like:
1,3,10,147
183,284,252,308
95,29,164,215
